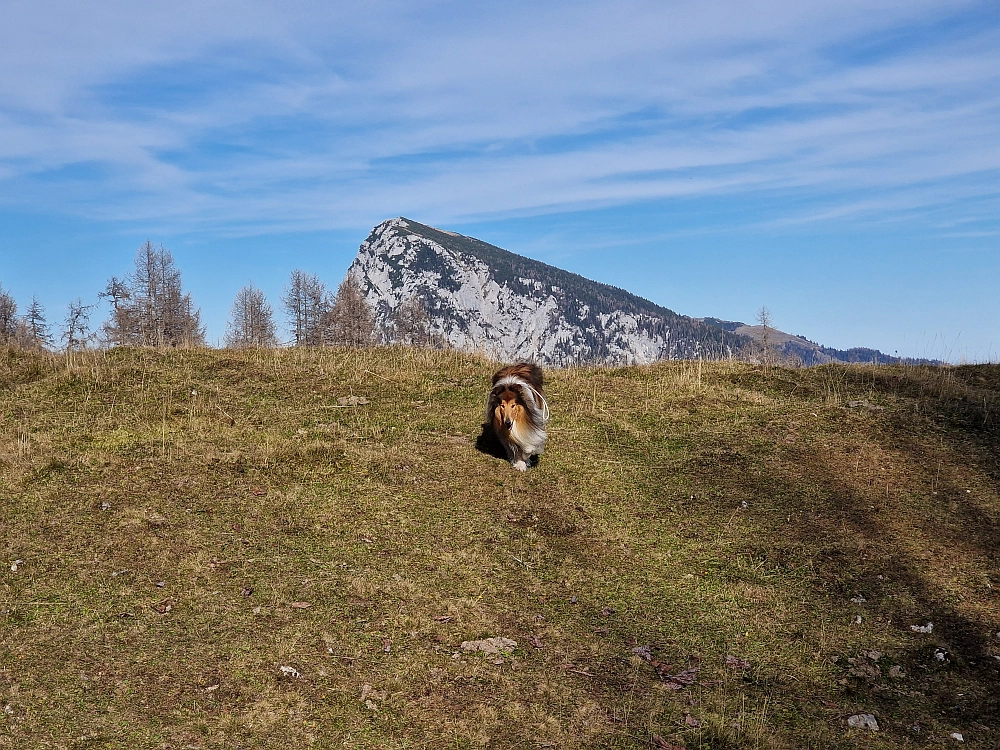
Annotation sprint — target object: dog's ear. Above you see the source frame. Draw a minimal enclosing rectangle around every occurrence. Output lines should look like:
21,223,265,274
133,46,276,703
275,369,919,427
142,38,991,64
516,384,531,407
514,382,533,406
485,387,502,414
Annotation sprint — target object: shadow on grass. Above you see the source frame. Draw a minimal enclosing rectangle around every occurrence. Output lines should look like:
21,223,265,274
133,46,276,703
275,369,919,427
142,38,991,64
721,374,1000,744
474,422,542,468
474,421,508,460
584,363,1000,746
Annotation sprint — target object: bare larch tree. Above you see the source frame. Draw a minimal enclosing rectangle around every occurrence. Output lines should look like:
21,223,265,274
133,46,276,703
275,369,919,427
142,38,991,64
0,284,18,345
755,305,775,365
62,299,96,353
99,276,133,348
131,241,204,346
328,273,376,347
23,296,53,350
282,270,329,346
390,293,436,347
102,242,205,347
225,284,278,349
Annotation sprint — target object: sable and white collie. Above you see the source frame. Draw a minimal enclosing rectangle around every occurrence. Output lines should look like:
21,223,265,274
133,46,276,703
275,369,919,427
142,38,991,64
485,363,550,471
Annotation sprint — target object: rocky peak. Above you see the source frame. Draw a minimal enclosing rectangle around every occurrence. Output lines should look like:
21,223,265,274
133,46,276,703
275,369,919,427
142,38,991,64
347,217,745,365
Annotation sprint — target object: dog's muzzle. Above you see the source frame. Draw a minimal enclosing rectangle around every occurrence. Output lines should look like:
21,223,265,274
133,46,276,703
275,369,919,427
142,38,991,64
503,419,513,429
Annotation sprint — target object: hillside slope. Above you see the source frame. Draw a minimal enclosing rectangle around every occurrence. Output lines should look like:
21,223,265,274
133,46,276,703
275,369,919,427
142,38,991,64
1,348,999,749
700,318,938,366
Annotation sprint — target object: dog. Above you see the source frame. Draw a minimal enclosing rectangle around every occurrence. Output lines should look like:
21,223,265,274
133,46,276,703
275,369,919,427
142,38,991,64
485,363,549,471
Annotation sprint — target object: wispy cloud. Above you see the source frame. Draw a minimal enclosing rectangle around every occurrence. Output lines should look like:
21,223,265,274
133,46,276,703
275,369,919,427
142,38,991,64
1,0,997,239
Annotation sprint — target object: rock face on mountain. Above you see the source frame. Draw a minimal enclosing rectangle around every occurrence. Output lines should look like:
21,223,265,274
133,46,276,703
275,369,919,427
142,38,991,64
347,217,749,365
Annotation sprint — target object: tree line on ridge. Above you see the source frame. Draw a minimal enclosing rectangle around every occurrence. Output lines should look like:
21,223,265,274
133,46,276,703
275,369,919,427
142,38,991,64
1,241,440,353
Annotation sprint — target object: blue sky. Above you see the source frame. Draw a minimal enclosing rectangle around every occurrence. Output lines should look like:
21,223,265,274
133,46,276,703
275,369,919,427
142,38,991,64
1,0,997,360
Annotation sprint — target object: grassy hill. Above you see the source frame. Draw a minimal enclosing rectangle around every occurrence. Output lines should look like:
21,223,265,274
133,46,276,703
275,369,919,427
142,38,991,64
1,347,999,749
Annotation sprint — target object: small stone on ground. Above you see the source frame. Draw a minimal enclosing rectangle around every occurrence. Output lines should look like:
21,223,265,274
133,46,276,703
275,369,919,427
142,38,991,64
847,714,879,731
460,637,517,655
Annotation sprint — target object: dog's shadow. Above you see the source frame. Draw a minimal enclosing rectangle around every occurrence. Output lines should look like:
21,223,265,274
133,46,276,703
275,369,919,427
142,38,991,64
474,424,541,467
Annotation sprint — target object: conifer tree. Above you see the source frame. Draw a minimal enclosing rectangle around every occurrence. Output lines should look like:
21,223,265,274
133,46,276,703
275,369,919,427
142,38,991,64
0,284,17,345
390,294,436,347
328,273,376,347
755,306,776,365
23,296,53,350
62,299,96,353
99,276,132,347
102,242,205,347
225,284,278,349
282,270,329,347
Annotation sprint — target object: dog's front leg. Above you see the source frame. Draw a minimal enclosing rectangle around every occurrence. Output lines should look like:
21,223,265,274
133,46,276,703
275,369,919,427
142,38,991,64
510,446,527,472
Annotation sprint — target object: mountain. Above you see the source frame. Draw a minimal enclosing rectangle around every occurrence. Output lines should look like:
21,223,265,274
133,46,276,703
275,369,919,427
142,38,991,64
347,217,751,365
698,318,937,366
347,217,928,366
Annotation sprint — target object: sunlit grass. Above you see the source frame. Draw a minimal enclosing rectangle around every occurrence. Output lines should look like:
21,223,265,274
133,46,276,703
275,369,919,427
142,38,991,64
1,346,998,748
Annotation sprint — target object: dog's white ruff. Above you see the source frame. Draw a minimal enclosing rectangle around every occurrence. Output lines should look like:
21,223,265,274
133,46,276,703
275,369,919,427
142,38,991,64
491,375,551,424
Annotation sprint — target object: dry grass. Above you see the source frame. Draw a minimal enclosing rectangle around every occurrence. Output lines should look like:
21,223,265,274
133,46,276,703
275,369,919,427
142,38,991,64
1,346,999,749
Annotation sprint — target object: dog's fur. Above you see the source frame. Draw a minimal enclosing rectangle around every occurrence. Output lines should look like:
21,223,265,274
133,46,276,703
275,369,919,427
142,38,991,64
485,363,548,471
